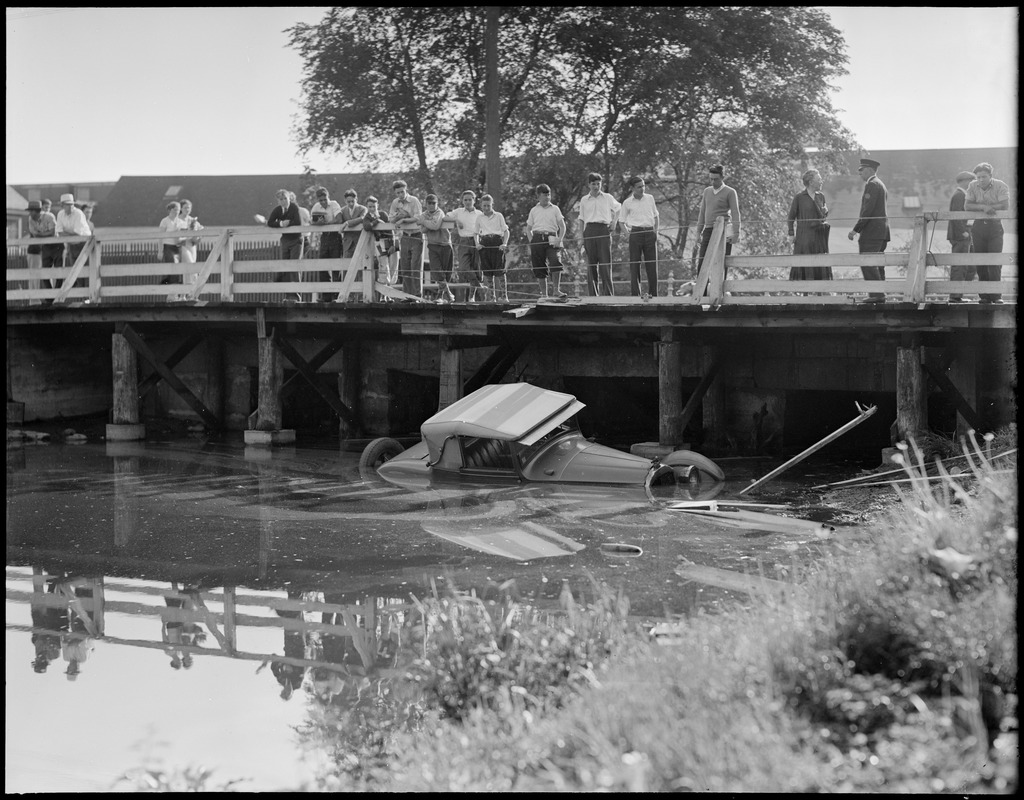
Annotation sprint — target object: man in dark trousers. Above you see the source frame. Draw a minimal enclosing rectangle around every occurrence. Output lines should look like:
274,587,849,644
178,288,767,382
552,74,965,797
848,157,890,303
947,170,976,302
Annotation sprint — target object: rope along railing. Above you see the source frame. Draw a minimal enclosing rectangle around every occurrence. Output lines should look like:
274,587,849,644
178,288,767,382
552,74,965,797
6,212,1016,306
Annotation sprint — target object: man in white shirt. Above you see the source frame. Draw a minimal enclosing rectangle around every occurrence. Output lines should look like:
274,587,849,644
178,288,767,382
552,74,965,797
526,184,567,299
476,193,511,302
55,192,92,269
618,177,659,298
446,190,483,301
578,172,621,296
964,161,1010,304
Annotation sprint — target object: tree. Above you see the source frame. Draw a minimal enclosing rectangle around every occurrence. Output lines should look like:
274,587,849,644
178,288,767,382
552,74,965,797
287,6,855,258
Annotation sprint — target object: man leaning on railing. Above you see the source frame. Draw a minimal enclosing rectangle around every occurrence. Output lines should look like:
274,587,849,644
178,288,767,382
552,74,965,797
964,161,1010,304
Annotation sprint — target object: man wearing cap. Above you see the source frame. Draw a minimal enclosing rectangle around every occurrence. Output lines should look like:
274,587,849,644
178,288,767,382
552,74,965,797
947,171,976,302
964,162,1009,304
26,200,55,301
694,165,741,289
848,158,890,303
55,192,92,268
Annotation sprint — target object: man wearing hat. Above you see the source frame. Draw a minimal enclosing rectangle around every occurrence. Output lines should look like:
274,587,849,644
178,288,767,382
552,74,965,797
27,200,59,300
964,162,1009,304
55,192,92,271
946,171,977,302
847,157,890,303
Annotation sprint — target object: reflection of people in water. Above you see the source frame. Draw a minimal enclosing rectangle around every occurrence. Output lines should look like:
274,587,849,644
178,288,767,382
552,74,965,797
161,583,207,670
270,590,313,700
30,571,68,674
54,576,101,681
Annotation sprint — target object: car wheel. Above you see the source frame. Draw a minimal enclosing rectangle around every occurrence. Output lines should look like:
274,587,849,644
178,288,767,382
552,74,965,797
359,437,404,473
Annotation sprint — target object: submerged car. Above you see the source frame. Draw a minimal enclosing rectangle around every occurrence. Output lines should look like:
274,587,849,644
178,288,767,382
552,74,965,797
361,382,723,492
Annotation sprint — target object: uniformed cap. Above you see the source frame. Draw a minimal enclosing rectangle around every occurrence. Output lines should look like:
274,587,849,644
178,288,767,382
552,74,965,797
858,158,880,170
956,171,975,182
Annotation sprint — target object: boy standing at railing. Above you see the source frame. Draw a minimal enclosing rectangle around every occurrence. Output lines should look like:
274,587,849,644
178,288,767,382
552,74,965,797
447,190,483,302
477,194,510,302
526,184,567,299
388,180,423,297
964,162,1009,304
947,171,976,303
417,194,455,304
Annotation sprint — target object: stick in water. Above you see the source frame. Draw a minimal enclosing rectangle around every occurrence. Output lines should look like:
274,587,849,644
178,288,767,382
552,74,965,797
739,402,877,495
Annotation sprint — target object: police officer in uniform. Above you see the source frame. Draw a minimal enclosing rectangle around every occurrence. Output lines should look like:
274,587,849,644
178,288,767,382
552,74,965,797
848,157,889,303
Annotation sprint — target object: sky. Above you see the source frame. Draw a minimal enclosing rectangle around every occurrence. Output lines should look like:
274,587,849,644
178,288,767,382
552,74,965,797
5,6,1019,185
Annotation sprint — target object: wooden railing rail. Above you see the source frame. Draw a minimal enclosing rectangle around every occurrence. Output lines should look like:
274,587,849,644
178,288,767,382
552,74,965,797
7,213,1017,306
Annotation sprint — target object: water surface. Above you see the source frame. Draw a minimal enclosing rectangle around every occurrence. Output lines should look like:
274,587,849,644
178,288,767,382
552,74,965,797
6,436,866,791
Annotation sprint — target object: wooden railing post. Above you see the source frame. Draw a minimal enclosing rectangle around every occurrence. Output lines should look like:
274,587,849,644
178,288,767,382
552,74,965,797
902,213,931,302
220,230,235,302
88,239,102,304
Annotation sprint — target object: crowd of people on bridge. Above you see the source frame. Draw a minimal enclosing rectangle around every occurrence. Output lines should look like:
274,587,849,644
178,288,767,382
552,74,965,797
24,159,1010,305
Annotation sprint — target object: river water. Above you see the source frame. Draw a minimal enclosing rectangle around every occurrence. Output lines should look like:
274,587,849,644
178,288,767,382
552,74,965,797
5,434,872,791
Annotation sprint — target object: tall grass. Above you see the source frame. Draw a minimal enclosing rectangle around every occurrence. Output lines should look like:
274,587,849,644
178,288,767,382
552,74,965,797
368,429,1017,792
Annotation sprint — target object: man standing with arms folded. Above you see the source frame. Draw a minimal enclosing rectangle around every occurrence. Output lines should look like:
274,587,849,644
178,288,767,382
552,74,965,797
578,172,621,296
388,180,424,297
964,161,1009,304
619,176,660,298
947,170,976,303
847,157,890,304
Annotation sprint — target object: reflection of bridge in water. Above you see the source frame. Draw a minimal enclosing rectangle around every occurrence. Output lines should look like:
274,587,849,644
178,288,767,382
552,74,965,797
6,566,416,700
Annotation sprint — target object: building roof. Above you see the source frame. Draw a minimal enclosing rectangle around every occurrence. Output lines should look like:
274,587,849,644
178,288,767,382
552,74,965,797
93,172,405,228
7,185,29,211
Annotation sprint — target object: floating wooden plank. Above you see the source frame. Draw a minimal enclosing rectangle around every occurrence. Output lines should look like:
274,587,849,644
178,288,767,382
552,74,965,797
740,401,877,495
673,560,803,597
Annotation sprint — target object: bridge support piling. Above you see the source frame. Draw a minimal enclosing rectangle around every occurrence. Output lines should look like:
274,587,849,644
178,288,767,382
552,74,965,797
658,328,684,447
438,335,462,411
107,327,145,441
701,344,726,450
895,334,927,446
338,343,361,440
244,310,295,446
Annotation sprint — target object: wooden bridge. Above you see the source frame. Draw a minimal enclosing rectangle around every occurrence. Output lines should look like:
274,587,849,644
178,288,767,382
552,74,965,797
6,212,1017,453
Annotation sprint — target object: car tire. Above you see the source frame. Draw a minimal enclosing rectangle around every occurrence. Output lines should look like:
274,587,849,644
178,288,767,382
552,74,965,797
661,449,725,482
359,437,404,473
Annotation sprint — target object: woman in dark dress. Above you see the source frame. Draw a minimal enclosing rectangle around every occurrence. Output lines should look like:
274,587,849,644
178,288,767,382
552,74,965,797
786,168,832,281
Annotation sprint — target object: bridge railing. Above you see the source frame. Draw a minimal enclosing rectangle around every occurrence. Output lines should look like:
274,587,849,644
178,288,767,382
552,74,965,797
4,222,414,306
699,211,1017,304
7,213,1017,306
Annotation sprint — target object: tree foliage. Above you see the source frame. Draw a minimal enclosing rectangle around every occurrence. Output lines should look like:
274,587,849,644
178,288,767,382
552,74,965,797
287,6,856,253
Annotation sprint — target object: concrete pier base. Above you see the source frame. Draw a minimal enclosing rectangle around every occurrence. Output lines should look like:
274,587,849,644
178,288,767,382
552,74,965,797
243,429,296,447
105,423,146,441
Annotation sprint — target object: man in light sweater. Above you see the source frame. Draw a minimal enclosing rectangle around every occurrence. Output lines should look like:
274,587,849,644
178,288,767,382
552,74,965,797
694,165,741,281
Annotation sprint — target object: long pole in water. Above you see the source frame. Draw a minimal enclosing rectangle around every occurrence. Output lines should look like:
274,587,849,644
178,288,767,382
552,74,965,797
739,402,877,495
